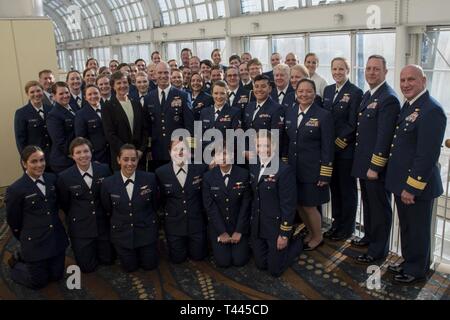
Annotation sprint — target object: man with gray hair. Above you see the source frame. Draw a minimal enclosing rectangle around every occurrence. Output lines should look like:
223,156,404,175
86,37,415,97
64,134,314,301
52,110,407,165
385,65,446,284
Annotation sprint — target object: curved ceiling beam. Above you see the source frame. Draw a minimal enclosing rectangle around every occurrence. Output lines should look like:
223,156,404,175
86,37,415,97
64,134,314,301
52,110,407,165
139,0,155,29
44,7,71,44
91,0,117,35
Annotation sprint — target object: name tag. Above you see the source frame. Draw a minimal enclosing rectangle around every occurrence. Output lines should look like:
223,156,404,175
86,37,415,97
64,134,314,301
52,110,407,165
211,186,220,191
111,194,120,199
25,193,38,199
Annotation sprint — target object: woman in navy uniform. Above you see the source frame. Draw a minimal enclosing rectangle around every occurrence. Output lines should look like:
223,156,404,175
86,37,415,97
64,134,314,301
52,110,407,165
322,58,363,241
47,82,78,173
200,81,241,151
155,139,208,264
67,70,85,110
101,144,159,272
58,138,114,273
202,145,251,267
225,66,250,122
74,85,110,165
284,79,334,251
189,72,213,121
14,81,52,170
250,131,302,277
5,146,69,289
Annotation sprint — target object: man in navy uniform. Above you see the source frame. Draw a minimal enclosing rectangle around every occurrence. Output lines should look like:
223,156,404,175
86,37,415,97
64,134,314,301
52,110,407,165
385,65,446,284
250,131,302,277
146,62,194,171
225,66,250,121
322,57,363,240
270,64,295,110
351,55,400,264
155,139,208,264
263,52,282,83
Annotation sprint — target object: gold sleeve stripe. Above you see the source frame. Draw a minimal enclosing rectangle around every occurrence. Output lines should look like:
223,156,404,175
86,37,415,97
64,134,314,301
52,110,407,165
335,138,348,149
371,154,388,167
280,226,293,231
407,176,427,190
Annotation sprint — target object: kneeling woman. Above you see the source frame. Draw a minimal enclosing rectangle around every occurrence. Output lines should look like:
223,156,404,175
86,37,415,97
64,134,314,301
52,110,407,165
202,145,251,267
57,137,114,273
284,79,335,251
5,146,69,289
101,144,159,272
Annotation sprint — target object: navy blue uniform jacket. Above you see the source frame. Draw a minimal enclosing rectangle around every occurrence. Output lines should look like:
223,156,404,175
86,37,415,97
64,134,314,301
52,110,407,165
5,173,69,262
101,171,159,249
202,166,251,237
385,91,446,200
322,81,363,159
284,103,335,183
57,163,111,239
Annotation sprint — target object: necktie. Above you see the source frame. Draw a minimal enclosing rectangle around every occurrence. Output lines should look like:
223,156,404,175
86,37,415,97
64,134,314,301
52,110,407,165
403,101,411,109
228,92,235,98
76,96,82,108
124,179,134,186
223,174,230,186
215,109,220,121
35,179,46,195
95,108,102,118
37,109,45,119
83,172,93,188
124,179,134,199
228,92,235,105
297,111,305,127
278,91,285,104
140,96,145,107
160,90,166,106
176,167,186,187
67,106,75,116
333,89,339,103
252,105,261,121
177,168,186,175
258,164,265,182
278,91,285,97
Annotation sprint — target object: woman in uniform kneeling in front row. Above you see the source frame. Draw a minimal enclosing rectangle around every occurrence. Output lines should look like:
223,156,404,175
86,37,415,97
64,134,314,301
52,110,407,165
5,146,69,289
101,144,159,272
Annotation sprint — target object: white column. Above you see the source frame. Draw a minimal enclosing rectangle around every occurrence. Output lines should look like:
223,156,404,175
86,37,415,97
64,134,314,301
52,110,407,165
394,25,409,95
0,0,43,18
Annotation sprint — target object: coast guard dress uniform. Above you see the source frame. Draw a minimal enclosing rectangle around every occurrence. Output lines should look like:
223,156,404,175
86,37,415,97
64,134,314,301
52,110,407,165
6,172,69,289
47,102,79,173
284,102,335,206
58,162,114,273
191,90,213,121
202,165,251,267
101,170,159,272
74,104,110,164
14,102,52,168
322,80,363,239
249,159,302,277
351,81,400,262
385,90,446,281
156,163,208,263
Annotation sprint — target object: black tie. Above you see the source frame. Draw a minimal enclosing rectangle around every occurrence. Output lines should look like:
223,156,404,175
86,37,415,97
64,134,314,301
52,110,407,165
83,172,93,179
177,168,186,175
35,179,45,186
298,111,305,118
278,91,285,97
67,106,75,115
161,90,166,106
124,179,134,186
403,101,411,109
228,92,235,98
96,108,101,115
215,109,220,120
37,109,45,119
223,174,230,186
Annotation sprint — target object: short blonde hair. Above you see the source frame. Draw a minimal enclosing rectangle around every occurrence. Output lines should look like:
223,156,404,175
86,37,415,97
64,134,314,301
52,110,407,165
290,64,310,78
25,80,43,94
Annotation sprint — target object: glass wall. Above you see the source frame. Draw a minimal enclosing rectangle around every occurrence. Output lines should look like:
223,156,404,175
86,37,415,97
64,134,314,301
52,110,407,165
272,35,305,64
163,39,226,63
121,44,151,64
92,47,112,68
158,0,226,25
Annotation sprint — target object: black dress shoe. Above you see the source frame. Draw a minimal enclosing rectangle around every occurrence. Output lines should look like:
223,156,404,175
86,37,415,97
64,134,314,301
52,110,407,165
303,240,324,251
355,254,383,264
330,233,352,241
393,273,425,285
323,227,337,239
387,264,404,275
351,238,370,247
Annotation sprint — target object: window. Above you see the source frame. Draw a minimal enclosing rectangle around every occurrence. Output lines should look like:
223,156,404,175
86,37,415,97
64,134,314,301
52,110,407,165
246,36,270,71
355,31,396,91
272,35,305,64
107,0,148,33
45,0,84,41
158,0,226,25
72,49,87,71
273,0,302,10
121,44,150,63
76,0,109,37
164,40,225,63
57,50,68,71
241,0,263,13
310,33,351,84
92,47,112,67
51,20,65,44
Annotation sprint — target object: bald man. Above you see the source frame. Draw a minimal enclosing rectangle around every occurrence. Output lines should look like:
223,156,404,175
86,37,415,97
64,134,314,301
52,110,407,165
385,65,446,284
145,62,194,170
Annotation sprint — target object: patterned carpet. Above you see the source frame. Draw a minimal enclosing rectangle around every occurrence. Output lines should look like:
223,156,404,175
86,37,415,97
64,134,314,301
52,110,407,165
0,205,449,300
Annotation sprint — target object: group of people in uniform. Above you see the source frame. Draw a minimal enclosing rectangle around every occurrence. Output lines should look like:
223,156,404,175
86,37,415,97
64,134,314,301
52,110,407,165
6,48,446,290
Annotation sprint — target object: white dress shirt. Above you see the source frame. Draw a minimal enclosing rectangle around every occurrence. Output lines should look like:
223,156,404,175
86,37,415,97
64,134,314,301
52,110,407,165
78,164,93,189
121,172,136,200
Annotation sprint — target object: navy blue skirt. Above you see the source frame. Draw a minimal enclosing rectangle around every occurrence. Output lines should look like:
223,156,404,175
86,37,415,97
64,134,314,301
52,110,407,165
297,182,330,207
